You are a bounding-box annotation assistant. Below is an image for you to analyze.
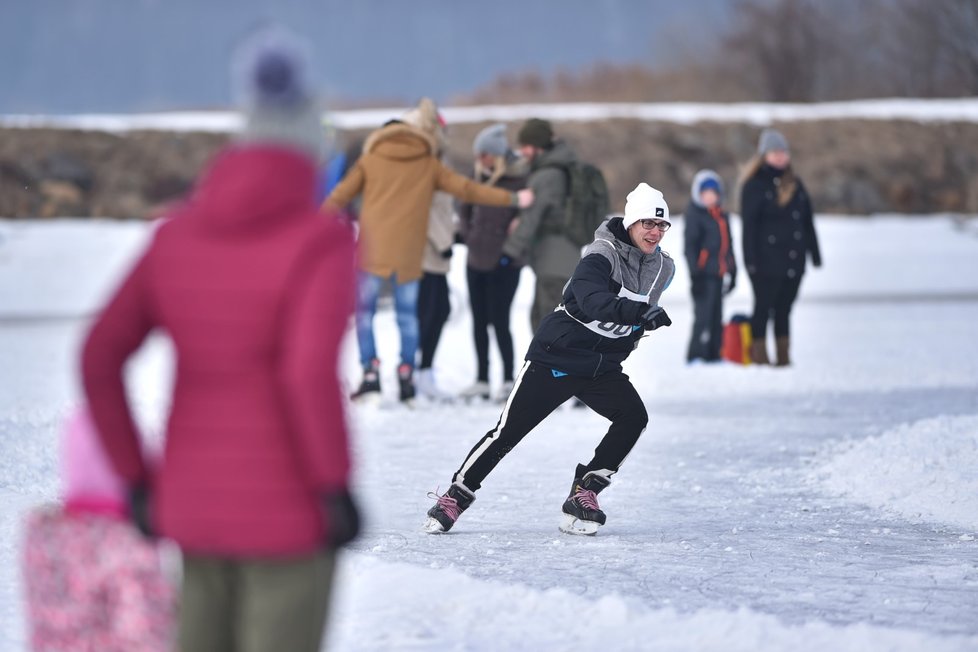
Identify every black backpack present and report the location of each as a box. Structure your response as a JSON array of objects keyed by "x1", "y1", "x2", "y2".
[{"x1": 547, "y1": 161, "x2": 611, "y2": 247}]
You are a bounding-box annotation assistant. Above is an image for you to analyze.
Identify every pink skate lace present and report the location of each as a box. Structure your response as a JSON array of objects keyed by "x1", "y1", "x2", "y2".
[
  {"x1": 428, "y1": 490, "x2": 462, "y2": 522},
  {"x1": 573, "y1": 487, "x2": 600, "y2": 511}
]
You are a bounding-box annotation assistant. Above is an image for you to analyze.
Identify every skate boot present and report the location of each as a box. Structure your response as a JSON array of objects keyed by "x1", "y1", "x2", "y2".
[
  {"x1": 458, "y1": 380, "x2": 491, "y2": 402},
  {"x1": 416, "y1": 368, "x2": 452, "y2": 402},
  {"x1": 559, "y1": 471, "x2": 611, "y2": 536},
  {"x1": 424, "y1": 483, "x2": 475, "y2": 533},
  {"x1": 398, "y1": 363, "x2": 416, "y2": 405},
  {"x1": 351, "y1": 359, "x2": 381, "y2": 405}
]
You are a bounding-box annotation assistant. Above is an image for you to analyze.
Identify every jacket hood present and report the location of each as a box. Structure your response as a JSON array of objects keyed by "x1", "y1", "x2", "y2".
[
  {"x1": 532, "y1": 139, "x2": 576, "y2": 170},
  {"x1": 590, "y1": 216, "x2": 669, "y2": 296},
  {"x1": 362, "y1": 122, "x2": 437, "y2": 161},
  {"x1": 183, "y1": 145, "x2": 317, "y2": 233},
  {"x1": 689, "y1": 169, "x2": 723, "y2": 207}
]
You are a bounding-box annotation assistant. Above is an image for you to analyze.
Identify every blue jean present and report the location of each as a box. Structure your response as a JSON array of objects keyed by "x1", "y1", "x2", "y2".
[{"x1": 356, "y1": 272, "x2": 420, "y2": 368}]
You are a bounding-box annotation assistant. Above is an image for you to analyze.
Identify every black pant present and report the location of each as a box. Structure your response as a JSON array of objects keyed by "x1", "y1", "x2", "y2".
[
  {"x1": 467, "y1": 265, "x2": 522, "y2": 381},
  {"x1": 749, "y1": 273, "x2": 803, "y2": 339},
  {"x1": 418, "y1": 272, "x2": 451, "y2": 369},
  {"x1": 687, "y1": 275, "x2": 724, "y2": 361},
  {"x1": 452, "y1": 361, "x2": 648, "y2": 492}
]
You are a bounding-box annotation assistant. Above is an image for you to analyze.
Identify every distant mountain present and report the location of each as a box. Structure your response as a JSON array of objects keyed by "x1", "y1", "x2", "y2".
[{"x1": 0, "y1": 0, "x2": 731, "y2": 113}]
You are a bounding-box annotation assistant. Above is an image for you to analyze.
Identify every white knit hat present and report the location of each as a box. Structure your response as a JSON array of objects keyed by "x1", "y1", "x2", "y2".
[
  {"x1": 622, "y1": 183, "x2": 670, "y2": 229},
  {"x1": 233, "y1": 26, "x2": 326, "y2": 162}
]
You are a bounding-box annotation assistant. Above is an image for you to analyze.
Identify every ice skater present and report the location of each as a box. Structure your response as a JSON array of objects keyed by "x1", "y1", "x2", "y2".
[{"x1": 425, "y1": 182, "x2": 675, "y2": 535}]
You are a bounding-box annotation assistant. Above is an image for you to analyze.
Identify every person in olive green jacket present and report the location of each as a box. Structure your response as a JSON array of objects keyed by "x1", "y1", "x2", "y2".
[
  {"x1": 501, "y1": 118, "x2": 582, "y2": 334},
  {"x1": 323, "y1": 98, "x2": 533, "y2": 404}
]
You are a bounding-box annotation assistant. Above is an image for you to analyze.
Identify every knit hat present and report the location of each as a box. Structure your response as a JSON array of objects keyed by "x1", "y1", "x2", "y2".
[
  {"x1": 757, "y1": 128, "x2": 790, "y2": 155},
  {"x1": 517, "y1": 118, "x2": 554, "y2": 149},
  {"x1": 623, "y1": 182, "x2": 670, "y2": 229},
  {"x1": 690, "y1": 169, "x2": 724, "y2": 205},
  {"x1": 473, "y1": 123, "x2": 509, "y2": 157},
  {"x1": 61, "y1": 405, "x2": 127, "y2": 508},
  {"x1": 233, "y1": 26, "x2": 326, "y2": 161},
  {"x1": 402, "y1": 97, "x2": 447, "y2": 151}
]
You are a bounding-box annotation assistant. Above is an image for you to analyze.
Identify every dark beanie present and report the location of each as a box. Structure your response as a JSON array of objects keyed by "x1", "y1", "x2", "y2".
[{"x1": 517, "y1": 118, "x2": 554, "y2": 149}]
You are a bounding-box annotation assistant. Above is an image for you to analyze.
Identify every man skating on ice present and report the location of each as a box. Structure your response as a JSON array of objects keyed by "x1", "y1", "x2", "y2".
[{"x1": 425, "y1": 182, "x2": 675, "y2": 535}]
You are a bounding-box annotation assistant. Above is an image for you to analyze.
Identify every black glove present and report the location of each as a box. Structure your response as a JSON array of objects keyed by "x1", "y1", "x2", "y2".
[
  {"x1": 128, "y1": 483, "x2": 155, "y2": 539},
  {"x1": 723, "y1": 273, "x2": 736, "y2": 296},
  {"x1": 640, "y1": 305, "x2": 672, "y2": 331},
  {"x1": 322, "y1": 490, "x2": 361, "y2": 548},
  {"x1": 440, "y1": 247, "x2": 453, "y2": 259}
]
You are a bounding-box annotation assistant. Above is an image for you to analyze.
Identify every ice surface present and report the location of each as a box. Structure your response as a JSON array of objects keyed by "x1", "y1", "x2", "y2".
[{"x1": 2, "y1": 215, "x2": 977, "y2": 651}]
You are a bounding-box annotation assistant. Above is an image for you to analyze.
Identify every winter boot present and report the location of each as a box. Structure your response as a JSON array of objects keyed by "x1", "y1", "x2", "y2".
[
  {"x1": 775, "y1": 336, "x2": 791, "y2": 367},
  {"x1": 458, "y1": 380, "x2": 491, "y2": 402},
  {"x1": 749, "y1": 339, "x2": 770, "y2": 365},
  {"x1": 424, "y1": 483, "x2": 475, "y2": 533},
  {"x1": 560, "y1": 471, "x2": 611, "y2": 535},
  {"x1": 397, "y1": 363, "x2": 416, "y2": 404},
  {"x1": 351, "y1": 358, "x2": 381, "y2": 403}
]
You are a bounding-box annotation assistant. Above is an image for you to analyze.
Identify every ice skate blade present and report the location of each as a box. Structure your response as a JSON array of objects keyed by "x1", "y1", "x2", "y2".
[
  {"x1": 423, "y1": 517, "x2": 448, "y2": 534},
  {"x1": 559, "y1": 513, "x2": 599, "y2": 536}
]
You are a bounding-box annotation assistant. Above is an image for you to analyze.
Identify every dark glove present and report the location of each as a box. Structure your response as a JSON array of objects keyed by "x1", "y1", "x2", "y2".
[
  {"x1": 640, "y1": 305, "x2": 672, "y2": 331},
  {"x1": 499, "y1": 255, "x2": 511, "y2": 267},
  {"x1": 440, "y1": 247, "x2": 453, "y2": 259},
  {"x1": 322, "y1": 490, "x2": 361, "y2": 548},
  {"x1": 723, "y1": 273, "x2": 736, "y2": 296},
  {"x1": 128, "y1": 483, "x2": 155, "y2": 539}
]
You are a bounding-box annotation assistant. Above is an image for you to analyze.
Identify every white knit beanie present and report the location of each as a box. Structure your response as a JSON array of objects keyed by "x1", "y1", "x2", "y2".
[
  {"x1": 622, "y1": 183, "x2": 670, "y2": 229},
  {"x1": 233, "y1": 26, "x2": 326, "y2": 162}
]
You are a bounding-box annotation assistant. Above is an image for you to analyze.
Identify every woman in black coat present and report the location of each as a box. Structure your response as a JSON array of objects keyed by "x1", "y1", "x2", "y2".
[{"x1": 739, "y1": 128, "x2": 822, "y2": 366}]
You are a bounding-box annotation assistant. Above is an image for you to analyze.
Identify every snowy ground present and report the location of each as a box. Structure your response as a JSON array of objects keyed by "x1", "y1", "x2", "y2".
[{"x1": 2, "y1": 215, "x2": 978, "y2": 651}]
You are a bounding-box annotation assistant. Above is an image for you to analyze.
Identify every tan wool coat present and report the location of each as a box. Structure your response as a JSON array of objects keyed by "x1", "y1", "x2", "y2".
[{"x1": 324, "y1": 122, "x2": 514, "y2": 282}]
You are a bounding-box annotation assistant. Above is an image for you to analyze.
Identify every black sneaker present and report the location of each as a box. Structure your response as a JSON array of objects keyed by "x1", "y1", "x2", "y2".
[
  {"x1": 424, "y1": 484, "x2": 476, "y2": 533},
  {"x1": 397, "y1": 363, "x2": 416, "y2": 403},
  {"x1": 560, "y1": 472, "x2": 610, "y2": 535},
  {"x1": 351, "y1": 359, "x2": 381, "y2": 402}
]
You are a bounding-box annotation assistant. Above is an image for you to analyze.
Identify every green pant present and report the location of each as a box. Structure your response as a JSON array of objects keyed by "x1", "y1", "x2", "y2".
[
  {"x1": 531, "y1": 274, "x2": 570, "y2": 335},
  {"x1": 179, "y1": 550, "x2": 336, "y2": 652}
]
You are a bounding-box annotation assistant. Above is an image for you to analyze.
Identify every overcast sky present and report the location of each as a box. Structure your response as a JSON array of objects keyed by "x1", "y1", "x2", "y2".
[{"x1": 0, "y1": 0, "x2": 731, "y2": 113}]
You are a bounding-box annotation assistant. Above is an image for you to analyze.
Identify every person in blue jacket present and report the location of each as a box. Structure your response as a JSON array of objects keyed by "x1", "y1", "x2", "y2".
[{"x1": 425, "y1": 182, "x2": 675, "y2": 536}]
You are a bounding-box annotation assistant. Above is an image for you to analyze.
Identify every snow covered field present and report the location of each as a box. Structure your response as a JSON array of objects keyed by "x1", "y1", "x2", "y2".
[{"x1": 2, "y1": 214, "x2": 978, "y2": 651}]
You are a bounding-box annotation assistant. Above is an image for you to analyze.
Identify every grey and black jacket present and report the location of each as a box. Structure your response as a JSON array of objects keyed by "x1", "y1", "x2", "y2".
[{"x1": 526, "y1": 217, "x2": 675, "y2": 378}]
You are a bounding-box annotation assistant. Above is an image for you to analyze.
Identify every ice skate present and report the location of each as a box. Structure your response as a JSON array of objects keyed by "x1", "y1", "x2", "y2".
[
  {"x1": 559, "y1": 471, "x2": 610, "y2": 536},
  {"x1": 398, "y1": 363, "x2": 416, "y2": 407},
  {"x1": 496, "y1": 379, "x2": 515, "y2": 403},
  {"x1": 351, "y1": 359, "x2": 381, "y2": 405},
  {"x1": 457, "y1": 380, "x2": 491, "y2": 402},
  {"x1": 423, "y1": 483, "x2": 475, "y2": 533},
  {"x1": 416, "y1": 368, "x2": 452, "y2": 403}
]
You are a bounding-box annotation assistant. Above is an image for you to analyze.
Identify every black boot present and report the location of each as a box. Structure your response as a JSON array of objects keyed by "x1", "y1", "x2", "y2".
[
  {"x1": 560, "y1": 471, "x2": 611, "y2": 535},
  {"x1": 397, "y1": 363, "x2": 416, "y2": 403},
  {"x1": 775, "y1": 336, "x2": 791, "y2": 367},
  {"x1": 424, "y1": 483, "x2": 475, "y2": 533},
  {"x1": 351, "y1": 358, "x2": 381, "y2": 402}
]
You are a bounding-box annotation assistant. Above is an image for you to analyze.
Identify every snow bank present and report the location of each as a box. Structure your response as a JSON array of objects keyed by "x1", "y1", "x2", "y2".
[
  {"x1": 2, "y1": 98, "x2": 978, "y2": 133},
  {"x1": 817, "y1": 415, "x2": 978, "y2": 532}
]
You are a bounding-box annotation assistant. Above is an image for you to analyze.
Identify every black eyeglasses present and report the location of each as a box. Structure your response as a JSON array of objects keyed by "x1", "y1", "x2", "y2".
[{"x1": 638, "y1": 219, "x2": 671, "y2": 232}]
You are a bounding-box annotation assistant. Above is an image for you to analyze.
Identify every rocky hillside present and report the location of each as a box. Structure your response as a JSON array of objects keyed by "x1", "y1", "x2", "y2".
[{"x1": 2, "y1": 119, "x2": 977, "y2": 219}]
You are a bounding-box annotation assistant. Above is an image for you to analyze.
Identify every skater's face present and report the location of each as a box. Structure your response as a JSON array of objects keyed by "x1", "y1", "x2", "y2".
[
  {"x1": 628, "y1": 219, "x2": 669, "y2": 254},
  {"x1": 699, "y1": 188, "x2": 720, "y2": 208},
  {"x1": 764, "y1": 148, "x2": 791, "y2": 170}
]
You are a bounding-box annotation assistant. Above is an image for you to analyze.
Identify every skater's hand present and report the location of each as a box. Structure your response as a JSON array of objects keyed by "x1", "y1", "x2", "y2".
[
  {"x1": 440, "y1": 247, "x2": 453, "y2": 259},
  {"x1": 322, "y1": 490, "x2": 361, "y2": 548},
  {"x1": 723, "y1": 273, "x2": 736, "y2": 296},
  {"x1": 128, "y1": 483, "x2": 155, "y2": 539},
  {"x1": 516, "y1": 188, "x2": 534, "y2": 209},
  {"x1": 641, "y1": 305, "x2": 672, "y2": 331}
]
